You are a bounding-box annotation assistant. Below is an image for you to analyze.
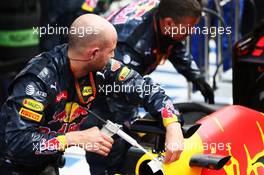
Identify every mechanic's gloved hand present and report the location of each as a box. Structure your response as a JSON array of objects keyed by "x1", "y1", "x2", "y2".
[{"x1": 193, "y1": 78, "x2": 215, "y2": 104}]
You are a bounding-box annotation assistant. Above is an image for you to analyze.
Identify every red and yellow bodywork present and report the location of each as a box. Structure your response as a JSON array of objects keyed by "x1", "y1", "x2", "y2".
[{"x1": 135, "y1": 105, "x2": 264, "y2": 175}]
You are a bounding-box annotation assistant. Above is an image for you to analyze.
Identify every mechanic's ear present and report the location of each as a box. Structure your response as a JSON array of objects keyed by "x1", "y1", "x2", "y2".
[{"x1": 89, "y1": 47, "x2": 99, "y2": 61}]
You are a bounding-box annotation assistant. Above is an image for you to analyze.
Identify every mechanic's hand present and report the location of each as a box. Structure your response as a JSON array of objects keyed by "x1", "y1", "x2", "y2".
[
  {"x1": 193, "y1": 78, "x2": 215, "y2": 104},
  {"x1": 164, "y1": 122, "x2": 184, "y2": 164},
  {"x1": 66, "y1": 126, "x2": 114, "y2": 156}
]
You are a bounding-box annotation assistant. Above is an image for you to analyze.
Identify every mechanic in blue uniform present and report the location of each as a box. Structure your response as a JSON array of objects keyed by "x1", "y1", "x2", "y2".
[
  {"x1": 0, "y1": 14, "x2": 184, "y2": 175},
  {"x1": 84, "y1": 0, "x2": 213, "y2": 174},
  {"x1": 108, "y1": 0, "x2": 214, "y2": 103}
]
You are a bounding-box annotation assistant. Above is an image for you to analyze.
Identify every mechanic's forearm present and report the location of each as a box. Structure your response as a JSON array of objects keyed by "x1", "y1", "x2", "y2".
[
  {"x1": 66, "y1": 127, "x2": 114, "y2": 156},
  {"x1": 65, "y1": 131, "x2": 83, "y2": 147},
  {"x1": 174, "y1": 61, "x2": 202, "y2": 82},
  {"x1": 169, "y1": 54, "x2": 202, "y2": 82},
  {"x1": 136, "y1": 77, "x2": 183, "y2": 127},
  {"x1": 102, "y1": 59, "x2": 182, "y2": 127},
  {"x1": 130, "y1": 77, "x2": 182, "y2": 127},
  {"x1": 164, "y1": 122, "x2": 184, "y2": 164},
  {"x1": 166, "y1": 122, "x2": 181, "y2": 130}
]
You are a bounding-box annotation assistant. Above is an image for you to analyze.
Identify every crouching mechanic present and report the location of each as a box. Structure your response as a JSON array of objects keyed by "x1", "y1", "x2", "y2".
[
  {"x1": 0, "y1": 14, "x2": 184, "y2": 175},
  {"x1": 84, "y1": 0, "x2": 212, "y2": 173}
]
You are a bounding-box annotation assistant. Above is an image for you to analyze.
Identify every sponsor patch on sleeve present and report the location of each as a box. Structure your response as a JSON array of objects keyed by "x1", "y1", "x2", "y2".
[
  {"x1": 111, "y1": 59, "x2": 121, "y2": 72},
  {"x1": 23, "y1": 99, "x2": 44, "y2": 112},
  {"x1": 118, "y1": 67, "x2": 131, "y2": 81},
  {"x1": 161, "y1": 107, "x2": 179, "y2": 127},
  {"x1": 19, "y1": 107, "x2": 43, "y2": 122}
]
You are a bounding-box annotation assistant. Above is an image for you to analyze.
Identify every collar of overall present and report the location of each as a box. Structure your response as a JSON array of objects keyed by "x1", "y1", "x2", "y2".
[
  {"x1": 75, "y1": 72, "x2": 96, "y2": 105},
  {"x1": 69, "y1": 58, "x2": 97, "y2": 105}
]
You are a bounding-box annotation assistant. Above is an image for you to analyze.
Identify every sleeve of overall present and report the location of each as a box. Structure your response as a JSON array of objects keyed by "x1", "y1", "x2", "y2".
[
  {"x1": 168, "y1": 41, "x2": 203, "y2": 82},
  {"x1": 101, "y1": 58, "x2": 183, "y2": 127},
  {"x1": 168, "y1": 42, "x2": 215, "y2": 103},
  {"x1": 4, "y1": 75, "x2": 67, "y2": 162}
]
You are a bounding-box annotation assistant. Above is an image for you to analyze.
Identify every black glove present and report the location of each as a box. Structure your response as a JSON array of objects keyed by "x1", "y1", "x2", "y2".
[{"x1": 193, "y1": 79, "x2": 215, "y2": 104}]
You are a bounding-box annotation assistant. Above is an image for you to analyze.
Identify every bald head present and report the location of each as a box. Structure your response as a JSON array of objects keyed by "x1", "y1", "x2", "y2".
[
  {"x1": 68, "y1": 14, "x2": 117, "y2": 77},
  {"x1": 68, "y1": 14, "x2": 117, "y2": 52}
]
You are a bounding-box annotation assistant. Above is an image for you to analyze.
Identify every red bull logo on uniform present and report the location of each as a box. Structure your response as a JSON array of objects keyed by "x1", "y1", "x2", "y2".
[
  {"x1": 49, "y1": 102, "x2": 88, "y2": 133},
  {"x1": 50, "y1": 102, "x2": 88, "y2": 124}
]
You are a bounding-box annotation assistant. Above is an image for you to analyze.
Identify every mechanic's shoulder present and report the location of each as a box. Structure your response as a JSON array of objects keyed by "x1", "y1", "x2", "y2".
[
  {"x1": 107, "y1": 58, "x2": 125, "y2": 69},
  {"x1": 104, "y1": 58, "x2": 139, "y2": 80},
  {"x1": 111, "y1": 1, "x2": 157, "y2": 43},
  {"x1": 14, "y1": 45, "x2": 66, "y2": 85},
  {"x1": 15, "y1": 57, "x2": 52, "y2": 82}
]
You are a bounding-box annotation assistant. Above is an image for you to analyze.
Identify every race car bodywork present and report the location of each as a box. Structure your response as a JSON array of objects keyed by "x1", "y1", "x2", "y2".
[{"x1": 133, "y1": 105, "x2": 264, "y2": 175}]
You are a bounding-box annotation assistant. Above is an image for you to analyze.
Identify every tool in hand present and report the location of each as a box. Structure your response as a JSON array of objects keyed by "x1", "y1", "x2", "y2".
[{"x1": 87, "y1": 109, "x2": 164, "y2": 173}]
